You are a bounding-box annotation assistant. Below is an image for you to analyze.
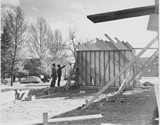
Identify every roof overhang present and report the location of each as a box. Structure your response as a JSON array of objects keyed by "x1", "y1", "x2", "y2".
[{"x1": 87, "y1": 5, "x2": 156, "y2": 23}]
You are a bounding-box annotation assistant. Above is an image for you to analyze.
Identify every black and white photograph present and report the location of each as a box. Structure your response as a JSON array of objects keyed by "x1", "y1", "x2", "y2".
[{"x1": 1, "y1": 0, "x2": 159, "y2": 125}]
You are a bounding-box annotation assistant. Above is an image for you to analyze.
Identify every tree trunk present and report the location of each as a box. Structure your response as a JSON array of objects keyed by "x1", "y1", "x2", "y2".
[
  {"x1": 10, "y1": 57, "x2": 15, "y2": 86},
  {"x1": 10, "y1": 66, "x2": 14, "y2": 86}
]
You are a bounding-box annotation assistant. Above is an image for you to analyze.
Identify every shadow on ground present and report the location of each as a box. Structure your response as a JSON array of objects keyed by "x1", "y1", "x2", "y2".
[{"x1": 34, "y1": 87, "x2": 158, "y2": 125}]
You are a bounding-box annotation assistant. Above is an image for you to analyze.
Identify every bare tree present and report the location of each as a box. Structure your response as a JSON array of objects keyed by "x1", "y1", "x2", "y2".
[
  {"x1": 68, "y1": 26, "x2": 77, "y2": 58},
  {"x1": 28, "y1": 18, "x2": 67, "y2": 75},
  {"x1": 28, "y1": 17, "x2": 52, "y2": 59},
  {"x1": 49, "y1": 29, "x2": 67, "y2": 60},
  {"x1": 28, "y1": 17, "x2": 54, "y2": 74},
  {"x1": 2, "y1": 6, "x2": 27, "y2": 86}
]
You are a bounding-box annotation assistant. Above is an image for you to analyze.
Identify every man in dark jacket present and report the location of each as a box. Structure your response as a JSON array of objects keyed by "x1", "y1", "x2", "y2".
[
  {"x1": 50, "y1": 63, "x2": 57, "y2": 88},
  {"x1": 57, "y1": 64, "x2": 66, "y2": 86}
]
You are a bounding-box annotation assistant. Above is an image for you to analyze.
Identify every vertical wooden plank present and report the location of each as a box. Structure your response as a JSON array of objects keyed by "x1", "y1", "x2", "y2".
[
  {"x1": 90, "y1": 51, "x2": 92, "y2": 85},
  {"x1": 104, "y1": 51, "x2": 109, "y2": 86},
  {"x1": 94, "y1": 52, "x2": 96, "y2": 85},
  {"x1": 81, "y1": 51, "x2": 92, "y2": 86},
  {"x1": 92, "y1": 51, "x2": 95, "y2": 86},
  {"x1": 104, "y1": 51, "x2": 106, "y2": 85},
  {"x1": 123, "y1": 51, "x2": 126, "y2": 83},
  {"x1": 43, "y1": 113, "x2": 48, "y2": 125},
  {"x1": 96, "y1": 52, "x2": 99, "y2": 86},
  {"x1": 86, "y1": 52, "x2": 91, "y2": 85},
  {"x1": 85, "y1": 51, "x2": 88, "y2": 85},
  {"x1": 114, "y1": 51, "x2": 121, "y2": 87},
  {"x1": 101, "y1": 51, "x2": 105, "y2": 88},
  {"x1": 118, "y1": 51, "x2": 121, "y2": 87},
  {"x1": 110, "y1": 51, "x2": 114, "y2": 87},
  {"x1": 79, "y1": 51, "x2": 82, "y2": 86},
  {"x1": 82, "y1": 52, "x2": 85, "y2": 85},
  {"x1": 99, "y1": 52, "x2": 101, "y2": 86},
  {"x1": 81, "y1": 51, "x2": 84, "y2": 86},
  {"x1": 114, "y1": 51, "x2": 120, "y2": 87},
  {"x1": 108, "y1": 52, "x2": 111, "y2": 82},
  {"x1": 122, "y1": 50, "x2": 126, "y2": 84},
  {"x1": 81, "y1": 51, "x2": 83, "y2": 85},
  {"x1": 113, "y1": 51, "x2": 115, "y2": 86},
  {"x1": 119, "y1": 51, "x2": 124, "y2": 86},
  {"x1": 125, "y1": 50, "x2": 134, "y2": 87},
  {"x1": 99, "y1": 51, "x2": 105, "y2": 89},
  {"x1": 84, "y1": 52, "x2": 87, "y2": 86},
  {"x1": 90, "y1": 51, "x2": 93, "y2": 85},
  {"x1": 77, "y1": 51, "x2": 79, "y2": 85}
]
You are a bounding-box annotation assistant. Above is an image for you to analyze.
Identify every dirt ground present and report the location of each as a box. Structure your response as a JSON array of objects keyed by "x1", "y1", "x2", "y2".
[
  {"x1": 51, "y1": 87, "x2": 158, "y2": 125},
  {"x1": 1, "y1": 79, "x2": 159, "y2": 125}
]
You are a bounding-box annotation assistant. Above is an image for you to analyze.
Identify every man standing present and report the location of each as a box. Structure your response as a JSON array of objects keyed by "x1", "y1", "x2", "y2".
[
  {"x1": 57, "y1": 64, "x2": 66, "y2": 86},
  {"x1": 50, "y1": 63, "x2": 57, "y2": 88}
]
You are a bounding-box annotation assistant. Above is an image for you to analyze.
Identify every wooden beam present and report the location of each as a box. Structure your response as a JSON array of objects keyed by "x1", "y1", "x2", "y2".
[
  {"x1": 82, "y1": 36, "x2": 158, "y2": 110},
  {"x1": 16, "y1": 114, "x2": 103, "y2": 124},
  {"x1": 48, "y1": 114, "x2": 103, "y2": 123},
  {"x1": 85, "y1": 43, "x2": 100, "y2": 50},
  {"x1": 155, "y1": 0, "x2": 159, "y2": 14},
  {"x1": 43, "y1": 113, "x2": 48, "y2": 125},
  {"x1": 133, "y1": 47, "x2": 158, "y2": 49},
  {"x1": 117, "y1": 68, "x2": 132, "y2": 92},
  {"x1": 115, "y1": 37, "x2": 128, "y2": 50},
  {"x1": 87, "y1": 5, "x2": 156, "y2": 23},
  {"x1": 154, "y1": 83, "x2": 160, "y2": 118},
  {"x1": 99, "y1": 40, "x2": 111, "y2": 50},
  {"x1": 76, "y1": 44, "x2": 90, "y2": 50},
  {"x1": 36, "y1": 93, "x2": 60, "y2": 99},
  {"x1": 96, "y1": 39, "x2": 111, "y2": 50},
  {"x1": 105, "y1": 34, "x2": 123, "y2": 50},
  {"x1": 63, "y1": 59, "x2": 78, "y2": 91}
]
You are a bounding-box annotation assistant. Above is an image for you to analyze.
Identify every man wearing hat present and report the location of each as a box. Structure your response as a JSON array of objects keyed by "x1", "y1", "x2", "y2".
[
  {"x1": 50, "y1": 63, "x2": 57, "y2": 88},
  {"x1": 57, "y1": 64, "x2": 66, "y2": 86}
]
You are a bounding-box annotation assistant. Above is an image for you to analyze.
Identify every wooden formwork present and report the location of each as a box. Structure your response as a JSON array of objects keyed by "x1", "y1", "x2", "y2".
[{"x1": 76, "y1": 34, "x2": 136, "y2": 90}]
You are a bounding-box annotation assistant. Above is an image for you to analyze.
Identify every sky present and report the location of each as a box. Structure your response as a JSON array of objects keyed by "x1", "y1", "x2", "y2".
[{"x1": 1, "y1": 0, "x2": 158, "y2": 55}]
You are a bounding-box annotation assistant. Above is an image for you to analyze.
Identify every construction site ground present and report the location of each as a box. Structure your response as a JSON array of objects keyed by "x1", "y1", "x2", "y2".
[{"x1": 1, "y1": 78, "x2": 159, "y2": 125}]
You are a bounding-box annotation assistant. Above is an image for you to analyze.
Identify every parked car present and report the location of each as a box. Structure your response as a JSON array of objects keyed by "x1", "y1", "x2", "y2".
[
  {"x1": 40, "y1": 75, "x2": 51, "y2": 83},
  {"x1": 20, "y1": 76, "x2": 41, "y2": 84},
  {"x1": 1, "y1": 79, "x2": 8, "y2": 85}
]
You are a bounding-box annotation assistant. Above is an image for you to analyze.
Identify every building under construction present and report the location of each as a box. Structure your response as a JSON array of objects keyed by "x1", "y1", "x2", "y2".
[{"x1": 76, "y1": 34, "x2": 136, "y2": 90}]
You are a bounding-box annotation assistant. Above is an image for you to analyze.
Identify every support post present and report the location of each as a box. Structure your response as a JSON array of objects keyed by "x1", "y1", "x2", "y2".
[
  {"x1": 99, "y1": 55, "x2": 110, "y2": 89},
  {"x1": 63, "y1": 59, "x2": 78, "y2": 91},
  {"x1": 156, "y1": 0, "x2": 160, "y2": 120},
  {"x1": 43, "y1": 113, "x2": 48, "y2": 125}
]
